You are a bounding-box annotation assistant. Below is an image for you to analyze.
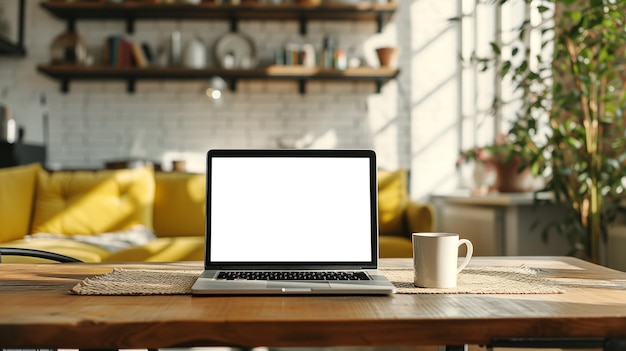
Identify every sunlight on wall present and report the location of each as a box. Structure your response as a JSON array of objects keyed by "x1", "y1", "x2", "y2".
[
  {"x1": 276, "y1": 129, "x2": 339, "y2": 150},
  {"x1": 403, "y1": 0, "x2": 536, "y2": 198},
  {"x1": 362, "y1": 10, "x2": 402, "y2": 171},
  {"x1": 162, "y1": 129, "x2": 340, "y2": 173},
  {"x1": 466, "y1": 1, "x2": 497, "y2": 146},
  {"x1": 408, "y1": 0, "x2": 460, "y2": 199},
  {"x1": 367, "y1": 82, "x2": 399, "y2": 170}
]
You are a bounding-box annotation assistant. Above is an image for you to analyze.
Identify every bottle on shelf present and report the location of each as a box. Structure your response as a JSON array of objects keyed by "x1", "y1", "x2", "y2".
[
  {"x1": 334, "y1": 48, "x2": 347, "y2": 70},
  {"x1": 301, "y1": 44, "x2": 316, "y2": 68},
  {"x1": 169, "y1": 31, "x2": 182, "y2": 67},
  {"x1": 320, "y1": 35, "x2": 336, "y2": 69}
]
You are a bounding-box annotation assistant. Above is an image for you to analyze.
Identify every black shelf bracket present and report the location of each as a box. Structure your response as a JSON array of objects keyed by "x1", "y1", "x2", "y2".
[
  {"x1": 228, "y1": 79, "x2": 237, "y2": 92},
  {"x1": 126, "y1": 18, "x2": 135, "y2": 34},
  {"x1": 376, "y1": 79, "x2": 383, "y2": 93},
  {"x1": 230, "y1": 16, "x2": 238, "y2": 33},
  {"x1": 127, "y1": 79, "x2": 136, "y2": 93},
  {"x1": 376, "y1": 13, "x2": 384, "y2": 33},
  {"x1": 61, "y1": 79, "x2": 70, "y2": 94},
  {"x1": 298, "y1": 79, "x2": 306, "y2": 94},
  {"x1": 17, "y1": 0, "x2": 25, "y2": 52},
  {"x1": 299, "y1": 16, "x2": 307, "y2": 35},
  {"x1": 66, "y1": 18, "x2": 76, "y2": 32}
]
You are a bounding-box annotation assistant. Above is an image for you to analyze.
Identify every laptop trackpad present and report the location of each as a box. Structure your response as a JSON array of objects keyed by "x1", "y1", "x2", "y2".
[{"x1": 267, "y1": 281, "x2": 331, "y2": 290}]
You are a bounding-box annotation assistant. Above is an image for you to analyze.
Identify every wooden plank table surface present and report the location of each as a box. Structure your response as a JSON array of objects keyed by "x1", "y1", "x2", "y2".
[{"x1": 1, "y1": 256, "x2": 626, "y2": 349}]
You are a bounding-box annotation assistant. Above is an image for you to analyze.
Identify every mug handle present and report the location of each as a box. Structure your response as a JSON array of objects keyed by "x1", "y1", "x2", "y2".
[{"x1": 457, "y1": 239, "x2": 473, "y2": 273}]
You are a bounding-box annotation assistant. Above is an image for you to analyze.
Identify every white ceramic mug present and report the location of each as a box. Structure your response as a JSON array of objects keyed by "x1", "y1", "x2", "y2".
[{"x1": 412, "y1": 232, "x2": 473, "y2": 288}]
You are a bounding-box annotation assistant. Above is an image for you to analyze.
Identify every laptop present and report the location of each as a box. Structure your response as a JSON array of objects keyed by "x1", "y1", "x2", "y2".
[{"x1": 191, "y1": 149, "x2": 396, "y2": 295}]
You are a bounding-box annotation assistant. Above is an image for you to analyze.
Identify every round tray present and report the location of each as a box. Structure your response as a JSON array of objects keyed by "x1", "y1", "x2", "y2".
[{"x1": 214, "y1": 32, "x2": 257, "y2": 69}]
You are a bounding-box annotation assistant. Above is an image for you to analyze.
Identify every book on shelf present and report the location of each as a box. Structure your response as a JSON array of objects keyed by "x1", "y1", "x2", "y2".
[
  {"x1": 130, "y1": 42, "x2": 149, "y2": 68},
  {"x1": 102, "y1": 36, "x2": 150, "y2": 68}
]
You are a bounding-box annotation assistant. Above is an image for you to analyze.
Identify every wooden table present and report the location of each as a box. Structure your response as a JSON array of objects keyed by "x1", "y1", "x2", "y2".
[{"x1": 2, "y1": 257, "x2": 626, "y2": 350}]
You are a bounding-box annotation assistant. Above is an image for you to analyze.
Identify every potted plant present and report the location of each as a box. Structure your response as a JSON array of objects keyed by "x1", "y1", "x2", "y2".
[
  {"x1": 457, "y1": 133, "x2": 539, "y2": 193},
  {"x1": 485, "y1": 0, "x2": 626, "y2": 264}
]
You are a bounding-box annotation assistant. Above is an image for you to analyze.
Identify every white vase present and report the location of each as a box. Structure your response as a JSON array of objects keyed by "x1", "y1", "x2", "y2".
[
  {"x1": 472, "y1": 161, "x2": 495, "y2": 194},
  {"x1": 183, "y1": 37, "x2": 207, "y2": 69}
]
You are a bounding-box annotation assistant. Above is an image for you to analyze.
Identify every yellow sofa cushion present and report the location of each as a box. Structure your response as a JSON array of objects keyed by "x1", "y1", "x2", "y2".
[
  {"x1": 406, "y1": 201, "x2": 434, "y2": 234},
  {"x1": 379, "y1": 236, "x2": 413, "y2": 258},
  {"x1": 31, "y1": 167, "x2": 155, "y2": 235},
  {"x1": 153, "y1": 172, "x2": 206, "y2": 237},
  {"x1": 377, "y1": 168, "x2": 409, "y2": 236},
  {"x1": 0, "y1": 163, "x2": 40, "y2": 243}
]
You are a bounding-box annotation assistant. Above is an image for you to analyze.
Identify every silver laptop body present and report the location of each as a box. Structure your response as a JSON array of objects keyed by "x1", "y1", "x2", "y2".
[{"x1": 191, "y1": 149, "x2": 396, "y2": 295}]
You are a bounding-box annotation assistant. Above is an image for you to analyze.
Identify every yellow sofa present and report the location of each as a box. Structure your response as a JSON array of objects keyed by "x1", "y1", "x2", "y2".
[{"x1": 0, "y1": 163, "x2": 433, "y2": 263}]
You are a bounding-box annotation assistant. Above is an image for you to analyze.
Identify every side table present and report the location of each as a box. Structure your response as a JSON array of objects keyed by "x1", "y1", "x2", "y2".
[{"x1": 430, "y1": 190, "x2": 569, "y2": 256}]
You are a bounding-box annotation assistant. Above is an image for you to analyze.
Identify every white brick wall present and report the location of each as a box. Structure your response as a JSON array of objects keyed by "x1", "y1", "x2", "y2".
[{"x1": 0, "y1": 0, "x2": 464, "y2": 201}]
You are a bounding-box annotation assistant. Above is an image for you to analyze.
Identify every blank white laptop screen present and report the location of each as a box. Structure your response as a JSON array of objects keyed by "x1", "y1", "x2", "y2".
[{"x1": 210, "y1": 156, "x2": 372, "y2": 262}]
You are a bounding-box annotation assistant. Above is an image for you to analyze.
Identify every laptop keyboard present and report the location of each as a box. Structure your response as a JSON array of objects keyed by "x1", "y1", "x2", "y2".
[{"x1": 216, "y1": 271, "x2": 371, "y2": 281}]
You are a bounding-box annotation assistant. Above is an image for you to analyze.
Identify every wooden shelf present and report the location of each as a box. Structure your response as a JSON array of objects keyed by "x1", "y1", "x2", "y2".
[
  {"x1": 39, "y1": 1, "x2": 397, "y2": 34},
  {"x1": 37, "y1": 64, "x2": 399, "y2": 94},
  {"x1": 37, "y1": 1, "x2": 399, "y2": 93}
]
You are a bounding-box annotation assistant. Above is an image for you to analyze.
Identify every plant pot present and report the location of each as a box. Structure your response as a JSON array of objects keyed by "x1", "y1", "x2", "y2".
[
  {"x1": 375, "y1": 47, "x2": 399, "y2": 69},
  {"x1": 493, "y1": 157, "x2": 534, "y2": 193}
]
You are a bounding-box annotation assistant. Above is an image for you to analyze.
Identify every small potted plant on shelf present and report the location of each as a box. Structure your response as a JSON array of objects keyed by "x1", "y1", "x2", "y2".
[{"x1": 457, "y1": 133, "x2": 541, "y2": 194}]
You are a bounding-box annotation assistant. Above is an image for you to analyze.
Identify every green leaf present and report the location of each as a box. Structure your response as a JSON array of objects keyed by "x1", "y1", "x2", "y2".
[
  {"x1": 490, "y1": 42, "x2": 501, "y2": 55},
  {"x1": 537, "y1": 5, "x2": 550, "y2": 14},
  {"x1": 565, "y1": 137, "x2": 582, "y2": 149},
  {"x1": 599, "y1": 48, "x2": 609, "y2": 63},
  {"x1": 502, "y1": 61, "x2": 511, "y2": 76},
  {"x1": 517, "y1": 61, "x2": 528, "y2": 74},
  {"x1": 569, "y1": 10, "x2": 582, "y2": 23}
]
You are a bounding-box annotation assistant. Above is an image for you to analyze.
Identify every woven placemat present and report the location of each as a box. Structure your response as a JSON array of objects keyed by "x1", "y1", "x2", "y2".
[
  {"x1": 72, "y1": 268, "x2": 201, "y2": 295},
  {"x1": 381, "y1": 266, "x2": 563, "y2": 294},
  {"x1": 71, "y1": 266, "x2": 563, "y2": 295}
]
